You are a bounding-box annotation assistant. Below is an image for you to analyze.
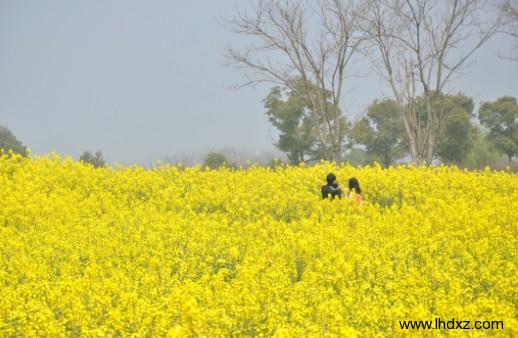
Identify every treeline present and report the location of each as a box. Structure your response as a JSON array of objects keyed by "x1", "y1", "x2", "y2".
[
  {"x1": 265, "y1": 86, "x2": 517, "y2": 169},
  {"x1": 3, "y1": 0, "x2": 517, "y2": 170},
  {"x1": 0, "y1": 128, "x2": 108, "y2": 168},
  {"x1": 0, "y1": 128, "x2": 283, "y2": 169},
  {"x1": 226, "y1": 0, "x2": 518, "y2": 169}
]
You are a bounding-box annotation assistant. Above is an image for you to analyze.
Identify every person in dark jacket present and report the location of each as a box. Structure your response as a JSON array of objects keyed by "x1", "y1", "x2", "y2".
[{"x1": 321, "y1": 173, "x2": 343, "y2": 199}]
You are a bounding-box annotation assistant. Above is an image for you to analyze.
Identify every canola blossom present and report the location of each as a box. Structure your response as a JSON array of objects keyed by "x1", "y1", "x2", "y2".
[{"x1": 0, "y1": 153, "x2": 517, "y2": 337}]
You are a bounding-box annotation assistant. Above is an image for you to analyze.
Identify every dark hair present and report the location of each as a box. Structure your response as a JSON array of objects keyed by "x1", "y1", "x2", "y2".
[
  {"x1": 348, "y1": 177, "x2": 361, "y2": 194},
  {"x1": 326, "y1": 173, "x2": 336, "y2": 185}
]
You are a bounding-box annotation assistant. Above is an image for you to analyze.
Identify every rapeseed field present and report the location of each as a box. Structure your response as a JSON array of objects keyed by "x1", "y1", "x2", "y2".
[{"x1": 1, "y1": 153, "x2": 516, "y2": 337}]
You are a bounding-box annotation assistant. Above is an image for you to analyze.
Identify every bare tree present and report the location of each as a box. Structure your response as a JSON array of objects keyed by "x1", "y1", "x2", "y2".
[
  {"x1": 225, "y1": 0, "x2": 366, "y2": 162},
  {"x1": 499, "y1": 0, "x2": 518, "y2": 61},
  {"x1": 364, "y1": 0, "x2": 500, "y2": 164}
]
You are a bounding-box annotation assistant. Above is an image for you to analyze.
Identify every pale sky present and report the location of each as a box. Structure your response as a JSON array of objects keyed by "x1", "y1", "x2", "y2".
[{"x1": 1, "y1": 0, "x2": 517, "y2": 164}]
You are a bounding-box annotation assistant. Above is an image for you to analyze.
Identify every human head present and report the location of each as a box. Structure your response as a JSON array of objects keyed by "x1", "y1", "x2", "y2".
[
  {"x1": 348, "y1": 177, "x2": 361, "y2": 194},
  {"x1": 326, "y1": 173, "x2": 337, "y2": 185}
]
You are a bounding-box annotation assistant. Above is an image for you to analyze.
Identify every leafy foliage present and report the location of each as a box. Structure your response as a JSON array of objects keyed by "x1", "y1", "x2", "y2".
[
  {"x1": 435, "y1": 107, "x2": 477, "y2": 164},
  {"x1": 462, "y1": 129, "x2": 503, "y2": 169},
  {"x1": 264, "y1": 81, "x2": 349, "y2": 164},
  {"x1": 203, "y1": 152, "x2": 228, "y2": 169},
  {"x1": 79, "y1": 150, "x2": 106, "y2": 168},
  {"x1": 350, "y1": 100, "x2": 407, "y2": 166},
  {"x1": 412, "y1": 92, "x2": 477, "y2": 164},
  {"x1": 0, "y1": 125, "x2": 27, "y2": 156},
  {"x1": 479, "y1": 96, "x2": 518, "y2": 161}
]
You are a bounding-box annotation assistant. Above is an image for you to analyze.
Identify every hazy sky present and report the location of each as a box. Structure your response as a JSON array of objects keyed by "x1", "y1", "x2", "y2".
[{"x1": 1, "y1": 0, "x2": 517, "y2": 164}]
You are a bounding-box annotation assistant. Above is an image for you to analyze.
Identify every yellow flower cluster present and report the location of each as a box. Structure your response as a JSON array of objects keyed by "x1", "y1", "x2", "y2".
[{"x1": 1, "y1": 153, "x2": 516, "y2": 337}]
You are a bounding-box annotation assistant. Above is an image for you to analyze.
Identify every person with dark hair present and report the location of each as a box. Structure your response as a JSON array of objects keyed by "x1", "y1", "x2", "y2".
[
  {"x1": 348, "y1": 177, "x2": 363, "y2": 205},
  {"x1": 321, "y1": 173, "x2": 343, "y2": 200}
]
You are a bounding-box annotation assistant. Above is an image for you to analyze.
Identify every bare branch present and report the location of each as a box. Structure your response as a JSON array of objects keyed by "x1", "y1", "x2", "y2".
[
  {"x1": 497, "y1": 0, "x2": 518, "y2": 61},
  {"x1": 225, "y1": 0, "x2": 367, "y2": 161},
  {"x1": 364, "y1": 0, "x2": 500, "y2": 164}
]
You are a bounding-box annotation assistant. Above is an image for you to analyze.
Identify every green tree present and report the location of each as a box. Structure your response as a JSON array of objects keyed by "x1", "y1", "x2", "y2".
[
  {"x1": 203, "y1": 153, "x2": 228, "y2": 169},
  {"x1": 350, "y1": 99, "x2": 407, "y2": 167},
  {"x1": 80, "y1": 150, "x2": 106, "y2": 168},
  {"x1": 352, "y1": 93, "x2": 477, "y2": 165},
  {"x1": 435, "y1": 108, "x2": 477, "y2": 164},
  {"x1": 264, "y1": 81, "x2": 348, "y2": 164},
  {"x1": 414, "y1": 92, "x2": 477, "y2": 164},
  {"x1": 264, "y1": 84, "x2": 314, "y2": 164},
  {"x1": 462, "y1": 129, "x2": 502, "y2": 169},
  {"x1": 0, "y1": 125, "x2": 27, "y2": 156},
  {"x1": 433, "y1": 93, "x2": 477, "y2": 164},
  {"x1": 478, "y1": 96, "x2": 518, "y2": 161}
]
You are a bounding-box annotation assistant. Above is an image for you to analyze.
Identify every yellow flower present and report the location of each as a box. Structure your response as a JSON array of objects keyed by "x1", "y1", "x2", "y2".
[{"x1": 0, "y1": 154, "x2": 516, "y2": 336}]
